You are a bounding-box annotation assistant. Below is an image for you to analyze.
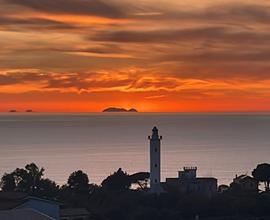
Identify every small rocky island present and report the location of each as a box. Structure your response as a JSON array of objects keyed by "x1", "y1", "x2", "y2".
[{"x1": 102, "y1": 107, "x2": 138, "y2": 112}]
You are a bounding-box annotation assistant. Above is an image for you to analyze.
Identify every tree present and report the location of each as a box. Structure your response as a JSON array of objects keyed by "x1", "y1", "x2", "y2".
[
  {"x1": 101, "y1": 168, "x2": 131, "y2": 191},
  {"x1": 252, "y1": 163, "x2": 270, "y2": 191},
  {"x1": 35, "y1": 178, "x2": 59, "y2": 198},
  {"x1": 0, "y1": 173, "x2": 16, "y2": 191},
  {"x1": 12, "y1": 168, "x2": 28, "y2": 191},
  {"x1": 130, "y1": 172, "x2": 150, "y2": 190},
  {"x1": 67, "y1": 170, "x2": 89, "y2": 192},
  {"x1": 0, "y1": 163, "x2": 45, "y2": 193}
]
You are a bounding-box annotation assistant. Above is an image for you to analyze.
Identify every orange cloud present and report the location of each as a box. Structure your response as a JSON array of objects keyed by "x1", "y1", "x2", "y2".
[{"x1": 1, "y1": 0, "x2": 270, "y2": 112}]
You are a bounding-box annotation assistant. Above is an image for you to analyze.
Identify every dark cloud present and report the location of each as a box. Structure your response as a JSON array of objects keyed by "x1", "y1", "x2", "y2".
[
  {"x1": 46, "y1": 77, "x2": 90, "y2": 90},
  {"x1": 52, "y1": 44, "x2": 126, "y2": 55},
  {"x1": 5, "y1": 0, "x2": 125, "y2": 18},
  {"x1": 0, "y1": 71, "x2": 135, "y2": 91},
  {"x1": 135, "y1": 3, "x2": 270, "y2": 24},
  {"x1": 128, "y1": 77, "x2": 180, "y2": 90},
  {"x1": 91, "y1": 26, "x2": 270, "y2": 44},
  {"x1": 5, "y1": 0, "x2": 270, "y2": 23},
  {"x1": 202, "y1": 4, "x2": 270, "y2": 23},
  {"x1": 0, "y1": 71, "x2": 47, "y2": 85},
  {"x1": 158, "y1": 62, "x2": 270, "y2": 81},
  {"x1": 80, "y1": 45, "x2": 124, "y2": 54},
  {"x1": 0, "y1": 17, "x2": 75, "y2": 30},
  {"x1": 0, "y1": 70, "x2": 180, "y2": 92},
  {"x1": 45, "y1": 72, "x2": 137, "y2": 90},
  {"x1": 160, "y1": 50, "x2": 270, "y2": 63},
  {"x1": 45, "y1": 77, "x2": 133, "y2": 90}
]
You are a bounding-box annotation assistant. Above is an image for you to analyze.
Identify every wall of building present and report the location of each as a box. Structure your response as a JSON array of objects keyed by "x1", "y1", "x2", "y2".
[{"x1": 165, "y1": 178, "x2": 217, "y2": 196}]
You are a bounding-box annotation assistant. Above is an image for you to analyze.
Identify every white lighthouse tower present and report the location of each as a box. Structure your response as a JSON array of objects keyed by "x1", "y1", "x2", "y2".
[{"x1": 148, "y1": 126, "x2": 163, "y2": 194}]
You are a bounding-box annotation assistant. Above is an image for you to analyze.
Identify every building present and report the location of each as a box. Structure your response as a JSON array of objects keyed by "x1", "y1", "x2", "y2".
[
  {"x1": 0, "y1": 192, "x2": 92, "y2": 220},
  {"x1": 230, "y1": 174, "x2": 258, "y2": 192},
  {"x1": 0, "y1": 208, "x2": 54, "y2": 220},
  {"x1": 0, "y1": 192, "x2": 60, "y2": 220},
  {"x1": 16, "y1": 196, "x2": 60, "y2": 220},
  {"x1": 164, "y1": 167, "x2": 217, "y2": 196},
  {"x1": 148, "y1": 126, "x2": 164, "y2": 194},
  {"x1": 147, "y1": 127, "x2": 217, "y2": 196}
]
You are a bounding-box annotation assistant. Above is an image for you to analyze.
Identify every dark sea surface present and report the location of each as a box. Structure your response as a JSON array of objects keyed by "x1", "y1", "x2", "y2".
[{"x1": 0, "y1": 113, "x2": 269, "y2": 186}]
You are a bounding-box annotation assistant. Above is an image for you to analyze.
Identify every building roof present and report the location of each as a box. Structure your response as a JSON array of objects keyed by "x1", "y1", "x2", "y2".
[
  {"x1": 0, "y1": 208, "x2": 54, "y2": 220},
  {"x1": 60, "y1": 208, "x2": 90, "y2": 217},
  {"x1": 0, "y1": 191, "x2": 61, "y2": 210},
  {"x1": 23, "y1": 196, "x2": 62, "y2": 205},
  {"x1": 234, "y1": 175, "x2": 257, "y2": 182}
]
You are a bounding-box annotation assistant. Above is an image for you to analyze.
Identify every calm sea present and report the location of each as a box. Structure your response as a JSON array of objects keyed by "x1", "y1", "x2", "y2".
[{"x1": 0, "y1": 113, "x2": 269, "y2": 186}]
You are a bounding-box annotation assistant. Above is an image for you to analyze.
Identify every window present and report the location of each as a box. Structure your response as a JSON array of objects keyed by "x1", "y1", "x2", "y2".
[
  {"x1": 155, "y1": 164, "x2": 158, "y2": 167},
  {"x1": 155, "y1": 148, "x2": 157, "y2": 152},
  {"x1": 155, "y1": 179, "x2": 157, "y2": 183}
]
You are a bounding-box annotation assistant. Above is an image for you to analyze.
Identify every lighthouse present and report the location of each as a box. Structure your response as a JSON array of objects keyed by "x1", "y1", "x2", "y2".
[{"x1": 148, "y1": 126, "x2": 163, "y2": 194}]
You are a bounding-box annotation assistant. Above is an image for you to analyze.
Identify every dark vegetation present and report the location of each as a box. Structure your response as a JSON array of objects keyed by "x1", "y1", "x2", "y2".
[
  {"x1": 252, "y1": 163, "x2": 270, "y2": 192},
  {"x1": 1, "y1": 163, "x2": 270, "y2": 220}
]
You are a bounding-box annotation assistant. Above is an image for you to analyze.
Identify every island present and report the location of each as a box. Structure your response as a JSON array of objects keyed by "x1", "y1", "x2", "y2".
[{"x1": 102, "y1": 107, "x2": 138, "y2": 112}]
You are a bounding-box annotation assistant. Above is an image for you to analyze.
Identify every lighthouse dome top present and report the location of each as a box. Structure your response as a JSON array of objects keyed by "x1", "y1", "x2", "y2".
[{"x1": 151, "y1": 126, "x2": 161, "y2": 140}]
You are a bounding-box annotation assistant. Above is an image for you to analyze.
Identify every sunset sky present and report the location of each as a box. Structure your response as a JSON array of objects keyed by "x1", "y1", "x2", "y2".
[{"x1": 0, "y1": 0, "x2": 270, "y2": 112}]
